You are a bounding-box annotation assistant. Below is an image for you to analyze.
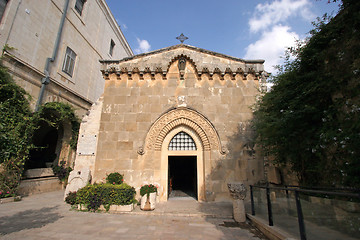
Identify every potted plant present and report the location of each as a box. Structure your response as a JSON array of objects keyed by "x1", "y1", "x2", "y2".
[{"x1": 140, "y1": 184, "x2": 157, "y2": 211}]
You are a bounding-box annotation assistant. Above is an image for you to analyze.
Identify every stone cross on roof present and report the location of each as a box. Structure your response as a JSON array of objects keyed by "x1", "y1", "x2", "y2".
[{"x1": 176, "y1": 33, "x2": 188, "y2": 44}]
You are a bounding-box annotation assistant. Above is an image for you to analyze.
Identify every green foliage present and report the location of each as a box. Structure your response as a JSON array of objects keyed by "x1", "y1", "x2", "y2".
[
  {"x1": 106, "y1": 172, "x2": 124, "y2": 185},
  {"x1": 75, "y1": 183, "x2": 136, "y2": 212},
  {"x1": 0, "y1": 61, "x2": 80, "y2": 195},
  {"x1": 65, "y1": 191, "x2": 77, "y2": 205},
  {"x1": 52, "y1": 160, "x2": 72, "y2": 183},
  {"x1": 34, "y1": 102, "x2": 80, "y2": 150},
  {"x1": 252, "y1": 1, "x2": 360, "y2": 187},
  {"x1": 0, "y1": 63, "x2": 35, "y2": 194},
  {"x1": 140, "y1": 184, "x2": 157, "y2": 197},
  {"x1": 0, "y1": 190, "x2": 15, "y2": 198}
]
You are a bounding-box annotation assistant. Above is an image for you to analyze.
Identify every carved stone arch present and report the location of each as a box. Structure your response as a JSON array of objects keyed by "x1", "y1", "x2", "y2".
[{"x1": 143, "y1": 108, "x2": 225, "y2": 154}]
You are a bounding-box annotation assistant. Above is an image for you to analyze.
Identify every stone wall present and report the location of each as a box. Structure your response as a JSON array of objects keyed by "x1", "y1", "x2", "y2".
[
  {"x1": 85, "y1": 46, "x2": 266, "y2": 202},
  {"x1": 0, "y1": 0, "x2": 132, "y2": 114}
]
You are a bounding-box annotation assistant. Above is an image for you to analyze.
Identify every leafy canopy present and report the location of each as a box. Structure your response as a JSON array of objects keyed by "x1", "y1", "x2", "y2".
[{"x1": 252, "y1": 0, "x2": 360, "y2": 187}]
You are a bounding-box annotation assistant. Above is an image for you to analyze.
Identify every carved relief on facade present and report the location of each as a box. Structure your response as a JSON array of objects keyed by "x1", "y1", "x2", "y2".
[{"x1": 143, "y1": 108, "x2": 224, "y2": 153}]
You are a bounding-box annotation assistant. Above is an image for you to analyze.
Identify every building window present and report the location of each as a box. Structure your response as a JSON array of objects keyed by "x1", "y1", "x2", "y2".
[
  {"x1": 168, "y1": 131, "x2": 197, "y2": 151},
  {"x1": 109, "y1": 39, "x2": 115, "y2": 56},
  {"x1": 75, "y1": 0, "x2": 86, "y2": 16},
  {"x1": 0, "y1": 0, "x2": 8, "y2": 22},
  {"x1": 62, "y1": 47, "x2": 77, "y2": 77}
]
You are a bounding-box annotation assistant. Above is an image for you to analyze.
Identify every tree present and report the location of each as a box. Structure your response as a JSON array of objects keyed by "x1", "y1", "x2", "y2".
[
  {"x1": 252, "y1": 0, "x2": 360, "y2": 187},
  {"x1": 0, "y1": 63, "x2": 35, "y2": 195}
]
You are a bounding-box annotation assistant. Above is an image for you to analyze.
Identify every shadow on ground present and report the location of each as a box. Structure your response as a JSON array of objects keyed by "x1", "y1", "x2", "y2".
[
  {"x1": 0, "y1": 206, "x2": 63, "y2": 235},
  {"x1": 197, "y1": 202, "x2": 270, "y2": 240}
]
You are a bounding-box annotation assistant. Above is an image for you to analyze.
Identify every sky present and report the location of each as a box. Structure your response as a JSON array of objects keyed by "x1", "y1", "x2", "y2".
[{"x1": 105, "y1": 0, "x2": 341, "y2": 73}]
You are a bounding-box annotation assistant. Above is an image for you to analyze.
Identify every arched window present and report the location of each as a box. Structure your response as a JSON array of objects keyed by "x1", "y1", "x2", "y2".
[{"x1": 168, "y1": 131, "x2": 197, "y2": 151}]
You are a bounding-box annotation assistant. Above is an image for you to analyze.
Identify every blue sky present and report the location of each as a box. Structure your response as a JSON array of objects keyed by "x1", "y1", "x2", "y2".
[{"x1": 105, "y1": 0, "x2": 340, "y2": 73}]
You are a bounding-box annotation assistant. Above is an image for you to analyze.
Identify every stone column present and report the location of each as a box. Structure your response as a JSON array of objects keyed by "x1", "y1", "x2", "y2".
[{"x1": 227, "y1": 182, "x2": 247, "y2": 222}]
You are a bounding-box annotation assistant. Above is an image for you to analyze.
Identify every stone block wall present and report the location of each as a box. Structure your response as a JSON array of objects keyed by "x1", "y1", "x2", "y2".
[{"x1": 86, "y1": 46, "x2": 267, "y2": 201}]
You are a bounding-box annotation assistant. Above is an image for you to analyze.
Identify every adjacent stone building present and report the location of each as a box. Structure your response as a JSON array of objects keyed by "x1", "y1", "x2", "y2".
[
  {"x1": 0, "y1": 0, "x2": 132, "y2": 194},
  {"x1": 1, "y1": 0, "x2": 132, "y2": 115},
  {"x1": 75, "y1": 44, "x2": 268, "y2": 202}
]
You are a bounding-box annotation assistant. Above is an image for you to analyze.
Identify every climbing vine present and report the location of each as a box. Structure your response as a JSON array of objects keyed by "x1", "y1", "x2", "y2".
[
  {"x1": 0, "y1": 63, "x2": 35, "y2": 195},
  {"x1": 34, "y1": 102, "x2": 80, "y2": 150},
  {"x1": 0, "y1": 62, "x2": 80, "y2": 196}
]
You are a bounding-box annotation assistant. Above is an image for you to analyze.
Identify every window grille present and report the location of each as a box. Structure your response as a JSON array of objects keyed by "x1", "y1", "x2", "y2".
[
  {"x1": 168, "y1": 131, "x2": 197, "y2": 151},
  {"x1": 62, "y1": 47, "x2": 76, "y2": 77}
]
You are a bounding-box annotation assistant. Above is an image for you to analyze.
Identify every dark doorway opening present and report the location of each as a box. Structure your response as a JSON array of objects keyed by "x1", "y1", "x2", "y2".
[
  {"x1": 168, "y1": 156, "x2": 197, "y2": 200},
  {"x1": 26, "y1": 122, "x2": 61, "y2": 170}
]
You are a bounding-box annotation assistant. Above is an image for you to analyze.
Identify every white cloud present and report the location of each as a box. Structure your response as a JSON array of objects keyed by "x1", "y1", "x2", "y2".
[
  {"x1": 249, "y1": 0, "x2": 314, "y2": 33},
  {"x1": 135, "y1": 38, "x2": 151, "y2": 54},
  {"x1": 244, "y1": 25, "x2": 299, "y2": 73},
  {"x1": 122, "y1": 24, "x2": 128, "y2": 30}
]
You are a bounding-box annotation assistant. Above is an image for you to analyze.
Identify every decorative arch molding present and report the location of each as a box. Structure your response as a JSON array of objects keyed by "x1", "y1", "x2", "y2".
[
  {"x1": 166, "y1": 54, "x2": 199, "y2": 74},
  {"x1": 142, "y1": 108, "x2": 225, "y2": 154}
]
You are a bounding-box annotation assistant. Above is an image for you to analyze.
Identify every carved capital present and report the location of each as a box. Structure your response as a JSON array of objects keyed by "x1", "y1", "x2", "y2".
[{"x1": 227, "y1": 182, "x2": 247, "y2": 200}]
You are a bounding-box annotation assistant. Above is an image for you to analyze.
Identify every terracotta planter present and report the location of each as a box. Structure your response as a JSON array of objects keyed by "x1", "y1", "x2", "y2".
[{"x1": 140, "y1": 192, "x2": 156, "y2": 211}]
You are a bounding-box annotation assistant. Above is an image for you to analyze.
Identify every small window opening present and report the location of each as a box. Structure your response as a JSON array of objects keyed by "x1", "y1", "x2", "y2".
[
  {"x1": 75, "y1": 0, "x2": 86, "y2": 16},
  {"x1": 0, "y1": 0, "x2": 9, "y2": 22},
  {"x1": 62, "y1": 47, "x2": 77, "y2": 77},
  {"x1": 109, "y1": 39, "x2": 115, "y2": 56}
]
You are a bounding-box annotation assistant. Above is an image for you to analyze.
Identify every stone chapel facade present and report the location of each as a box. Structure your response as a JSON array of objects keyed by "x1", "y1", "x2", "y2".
[{"x1": 74, "y1": 44, "x2": 268, "y2": 202}]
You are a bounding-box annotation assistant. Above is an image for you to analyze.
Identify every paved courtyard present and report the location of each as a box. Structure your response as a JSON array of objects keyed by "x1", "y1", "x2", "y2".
[{"x1": 0, "y1": 191, "x2": 268, "y2": 240}]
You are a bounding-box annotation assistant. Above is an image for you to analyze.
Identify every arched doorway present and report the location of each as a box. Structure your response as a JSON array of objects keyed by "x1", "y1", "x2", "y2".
[
  {"x1": 161, "y1": 125, "x2": 204, "y2": 201},
  {"x1": 168, "y1": 131, "x2": 198, "y2": 199},
  {"x1": 143, "y1": 107, "x2": 224, "y2": 202}
]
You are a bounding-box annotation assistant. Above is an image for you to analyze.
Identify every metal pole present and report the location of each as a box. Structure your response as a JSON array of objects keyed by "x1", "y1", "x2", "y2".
[
  {"x1": 250, "y1": 185, "x2": 255, "y2": 215},
  {"x1": 285, "y1": 185, "x2": 289, "y2": 198},
  {"x1": 266, "y1": 185, "x2": 273, "y2": 226},
  {"x1": 295, "y1": 190, "x2": 307, "y2": 240}
]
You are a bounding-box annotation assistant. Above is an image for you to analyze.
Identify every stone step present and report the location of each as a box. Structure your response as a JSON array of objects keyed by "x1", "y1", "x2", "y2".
[{"x1": 17, "y1": 177, "x2": 63, "y2": 196}]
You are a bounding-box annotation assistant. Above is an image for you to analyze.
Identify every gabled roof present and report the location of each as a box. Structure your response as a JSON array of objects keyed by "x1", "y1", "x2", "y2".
[
  {"x1": 100, "y1": 44, "x2": 264, "y2": 64},
  {"x1": 100, "y1": 44, "x2": 266, "y2": 76}
]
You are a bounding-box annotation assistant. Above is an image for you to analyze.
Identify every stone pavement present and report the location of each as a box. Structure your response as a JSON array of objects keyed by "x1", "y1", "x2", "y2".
[{"x1": 0, "y1": 191, "x2": 268, "y2": 240}]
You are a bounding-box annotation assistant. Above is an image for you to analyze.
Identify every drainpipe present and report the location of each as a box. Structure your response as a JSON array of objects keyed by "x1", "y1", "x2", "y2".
[{"x1": 35, "y1": 0, "x2": 70, "y2": 111}]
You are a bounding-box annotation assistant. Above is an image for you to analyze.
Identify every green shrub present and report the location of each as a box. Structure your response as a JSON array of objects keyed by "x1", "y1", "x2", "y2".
[
  {"x1": 76, "y1": 183, "x2": 136, "y2": 212},
  {"x1": 106, "y1": 172, "x2": 123, "y2": 185},
  {"x1": 140, "y1": 184, "x2": 157, "y2": 197},
  {"x1": 0, "y1": 164, "x2": 20, "y2": 198},
  {"x1": 65, "y1": 191, "x2": 77, "y2": 205},
  {"x1": 52, "y1": 161, "x2": 72, "y2": 184}
]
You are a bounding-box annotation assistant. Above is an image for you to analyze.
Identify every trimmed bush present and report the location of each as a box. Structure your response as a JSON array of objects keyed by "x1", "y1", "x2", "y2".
[
  {"x1": 75, "y1": 183, "x2": 136, "y2": 212},
  {"x1": 65, "y1": 191, "x2": 77, "y2": 205},
  {"x1": 106, "y1": 172, "x2": 123, "y2": 185}
]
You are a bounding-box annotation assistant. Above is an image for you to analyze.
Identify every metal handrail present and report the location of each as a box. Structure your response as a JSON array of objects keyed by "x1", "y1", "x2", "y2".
[
  {"x1": 285, "y1": 185, "x2": 360, "y2": 192},
  {"x1": 250, "y1": 185, "x2": 360, "y2": 240},
  {"x1": 252, "y1": 185, "x2": 360, "y2": 198}
]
